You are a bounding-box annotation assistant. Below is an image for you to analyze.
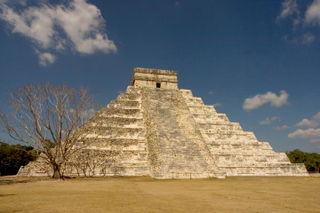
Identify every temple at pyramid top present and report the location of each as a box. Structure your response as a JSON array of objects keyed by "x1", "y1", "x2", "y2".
[{"x1": 131, "y1": 67, "x2": 178, "y2": 89}]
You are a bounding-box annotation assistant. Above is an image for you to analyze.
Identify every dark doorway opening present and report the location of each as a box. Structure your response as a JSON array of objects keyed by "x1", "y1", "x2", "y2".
[{"x1": 156, "y1": 83, "x2": 161, "y2": 88}]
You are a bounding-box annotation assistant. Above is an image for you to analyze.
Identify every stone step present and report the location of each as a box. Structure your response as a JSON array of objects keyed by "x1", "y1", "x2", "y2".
[
  {"x1": 192, "y1": 114, "x2": 224, "y2": 121},
  {"x1": 105, "y1": 107, "x2": 141, "y2": 113},
  {"x1": 84, "y1": 127, "x2": 146, "y2": 138},
  {"x1": 179, "y1": 89, "x2": 193, "y2": 96},
  {"x1": 88, "y1": 117, "x2": 144, "y2": 127},
  {"x1": 201, "y1": 130, "x2": 256, "y2": 137},
  {"x1": 126, "y1": 86, "x2": 142, "y2": 93},
  {"x1": 198, "y1": 123, "x2": 243, "y2": 131},
  {"x1": 79, "y1": 138, "x2": 146, "y2": 147},
  {"x1": 100, "y1": 108, "x2": 142, "y2": 117},
  {"x1": 184, "y1": 97, "x2": 204, "y2": 105},
  {"x1": 99, "y1": 114, "x2": 143, "y2": 119},
  {"x1": 153, "y1": 172, "x2": 217, "y2": 179},
  {"x1": 117, "y1": 92, "x2": 141, "y2": 101},
  {"x1": 205, "y1": 140, "x2": 260, "y2": 145},
  {"x1": 209, "y1": 149, "x2": 276, "y2": 155},
  {"x1": 217, "y1": 162, "x2": 294, "y2": 168},
  {"x1": 191, "y1": 112, "x2": 229, "y2": 122},
  {"x1": 218, "y1": 166, "x2": 309, "y2": 176},
  {"x1": 200, "y1": 129, "x2": 247, "y2": 134},
  {"x1": 187, "y1": 106, "x2": 217, "y2": 114},
  {"x1": 214, "y1": 154, "x2": 291, "y2": 165},
  {"x1": 85, "y1": 143, "x2": 147, "y2": 151},
  {"x1": 187, "y1": 105, "x2": 216, "y2": 110},
  {"x1": 207, "y1": 142, "x2": 272, "y2": 149},
  {"x1": 202, "y1": 132, "x2": 257, "y2": 141},
  {"x1": 74, "y1": 149, "x2": 149, "y2": 162},
  {"x1": 84, "y1": 126, "x2": 144, "y2": 133},
  {"x1": 108, "y1": 100, "x2": 141, "y2": 109}
]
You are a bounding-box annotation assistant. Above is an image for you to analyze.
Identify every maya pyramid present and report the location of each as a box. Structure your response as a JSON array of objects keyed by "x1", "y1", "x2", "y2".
[{"x1": 19, "y1": 68, "x2": 308, "y2": 178}]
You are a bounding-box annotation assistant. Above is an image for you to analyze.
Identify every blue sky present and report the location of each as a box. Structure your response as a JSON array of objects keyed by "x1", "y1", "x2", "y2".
[{"x1": 0, "y1": 0, "x2": 320, "y2": 153}]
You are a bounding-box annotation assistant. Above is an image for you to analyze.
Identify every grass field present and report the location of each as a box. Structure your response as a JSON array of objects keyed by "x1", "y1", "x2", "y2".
[{"x1": 0, "y1": 176, "x2": 319, "y2": 213}]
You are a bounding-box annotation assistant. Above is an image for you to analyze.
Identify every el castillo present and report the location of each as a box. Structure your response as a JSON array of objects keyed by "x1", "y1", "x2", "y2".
[{"x1": 18, "y1": 68, "x2": 309, "y2": 179}]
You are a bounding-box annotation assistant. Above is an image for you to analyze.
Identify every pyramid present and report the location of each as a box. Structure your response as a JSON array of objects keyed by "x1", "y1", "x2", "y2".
[{"x1": 18, "y1": 68, "x2": 308, "y2": 178}]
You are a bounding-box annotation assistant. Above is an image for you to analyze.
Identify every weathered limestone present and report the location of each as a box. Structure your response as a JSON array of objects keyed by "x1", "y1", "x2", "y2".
[
  {"x1": 131, "y1": 67, "x2": 178, "y2": 89},
  {"x1": 180, "y1": 89, "x2": 307, "y2": 176},
  {"x1": 18, "y1": 67, "x2": 308, "y2": 178}
]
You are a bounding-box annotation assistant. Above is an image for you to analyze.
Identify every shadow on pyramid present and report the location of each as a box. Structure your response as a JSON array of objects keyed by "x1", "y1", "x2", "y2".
[{"x1": 18, "y1": 68, "x2": 308, "y2": 178}]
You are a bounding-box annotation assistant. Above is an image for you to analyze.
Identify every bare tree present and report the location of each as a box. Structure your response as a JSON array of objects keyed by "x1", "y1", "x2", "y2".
[{"x1": 0, "y1": 83, "x2": 96, "y2": 179}]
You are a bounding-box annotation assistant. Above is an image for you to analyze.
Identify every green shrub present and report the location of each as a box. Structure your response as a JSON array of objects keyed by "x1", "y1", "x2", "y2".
[
  {"x1": 286, "y1": 149, "x2": 320, "y2": 173},
  {"x1": 0, "y1": 142, "x2": 37, "y2": 176}
]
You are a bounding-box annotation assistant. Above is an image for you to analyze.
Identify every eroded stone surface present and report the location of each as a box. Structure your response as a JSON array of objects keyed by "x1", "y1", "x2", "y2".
[{"x1": 18, "y1": 68, "x2": 308, "y2": 178}]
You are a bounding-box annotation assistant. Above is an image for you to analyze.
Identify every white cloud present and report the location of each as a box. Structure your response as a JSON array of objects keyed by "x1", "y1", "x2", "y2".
[
  {"x1": 305, "y1": 0, "x2": 320, "y2": 25},
  {"x1": 296, "y1": 118, "x2": 318, "y2": 128},
  {"x1": 278, "y1": 0, "x2": 299, "y2": 19},
  {"x1": 313, "y1": 112, "x2": 320, "y2": 120},
  {"x1": 38, "y1": 52, "x2": 56, "y2": 66},
  {"x1": 213, "y1": 103, "x2": 222, "y2": 108},
  {"x1": 289, "y1": 112, "x2": 320, "y2": 143},
  {"x1": 296, "y1": 112, "x2": 320, "y2": 128},
  {"x1": 0, "y1": 0, "x2": 116, "y2": 65},
  {"x1": 288, "y1": 128, "x2": 320, "y2": 143},
  {"x1": 274, "y1": 125, "x2": 290, "y2": 131},
  {"x1": 55, "y1": 0, "x2": 116, "y2": 54},
  {"x1": 259, "y1": 116, "x2": 280, "y2": 125},
  {"x1": 243, "y1": 90, "x2": 288, "y2": 111},
  {"x1": 0, "y1": 3, "x2": 55, "y2": 48},
  {"x1": 277, "y1": 0, "x2": 320, "y2": 45}
]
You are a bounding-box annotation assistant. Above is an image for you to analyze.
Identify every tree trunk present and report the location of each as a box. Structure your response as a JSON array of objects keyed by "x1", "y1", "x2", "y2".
[{"x1": 52, "y1": 164, "x2": 63, "y2": 179}]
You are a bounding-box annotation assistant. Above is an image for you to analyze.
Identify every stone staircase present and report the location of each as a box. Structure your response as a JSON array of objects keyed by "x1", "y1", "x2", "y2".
[{"x1": 142, "y1": 88, "x2": 220, "y2": 178}]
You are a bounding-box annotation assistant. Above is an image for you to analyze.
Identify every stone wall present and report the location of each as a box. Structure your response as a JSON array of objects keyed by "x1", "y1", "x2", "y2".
[{"x1": 131, "y1": 67, "x2": 178, "y2": 89}]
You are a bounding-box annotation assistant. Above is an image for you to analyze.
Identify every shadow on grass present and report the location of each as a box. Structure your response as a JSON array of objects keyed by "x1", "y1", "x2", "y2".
[
  {"x1": 0, "y1": 176, "x2": 52, "y2": 185},
  {"x1": 0, "y1": 194, "x2": 16, "y2": 197}
]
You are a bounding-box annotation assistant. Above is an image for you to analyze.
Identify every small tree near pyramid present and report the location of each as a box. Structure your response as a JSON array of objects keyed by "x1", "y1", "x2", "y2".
[{"x1": 0, "y1": 83, "x2": 96, "y2": 179}]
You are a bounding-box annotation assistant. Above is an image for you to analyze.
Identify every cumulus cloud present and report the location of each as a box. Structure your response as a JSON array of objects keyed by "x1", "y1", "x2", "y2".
[
  {"x1": 243, "y1": 90, "x2": 288, "y2": 111},
  {"x1": 313, "y1": 112, "x2": 320, "y2": 120},
  {"x1": 278, "y1": 0, "x2": 299, "y2": 19},
  {"x1": 305, "y1": 0, "x2": 320, "y2": 25},
  {"x1": 288, "y1": 128, "x2": 320, "y2": 143},
  {"x1": 274, "y1": 125, "x2": 290, "y2": 131},
  {"x1": 277, "y1": 0, "x2": 320, "y2": 45},
  {"x1": 0, "y1": 0, "x2": 117, "y2": 66},
  {"x1": 296, "y1": 112, "x2": 320, "y2": 128},
  {"x1": 296, "y1": 118, "x2": 318, "y2": 128},
  {"x1": 259, "y1": 116, "x2": 280, "y2": 125},
  {"x1": 289, "y1": 112, "x2": 320, "y2": 143},
  {"x1": 37, "y1": 52, "x2": 56, "y2": 66}
]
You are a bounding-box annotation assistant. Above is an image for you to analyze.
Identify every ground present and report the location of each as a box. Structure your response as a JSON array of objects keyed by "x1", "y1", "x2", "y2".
[{"x1": 0, "y1": 176, "x2": 319, "y2": 213}]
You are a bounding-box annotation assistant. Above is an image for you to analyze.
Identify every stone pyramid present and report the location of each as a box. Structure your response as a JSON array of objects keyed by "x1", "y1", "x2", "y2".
[{"x1": 19, "y1": 68, "x2": 308, "y2": 178}]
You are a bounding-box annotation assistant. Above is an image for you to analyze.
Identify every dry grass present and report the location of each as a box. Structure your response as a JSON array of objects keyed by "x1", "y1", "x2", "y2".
[{"x1": 0, "y1": 176, "x2": 319, "y2": 213}]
